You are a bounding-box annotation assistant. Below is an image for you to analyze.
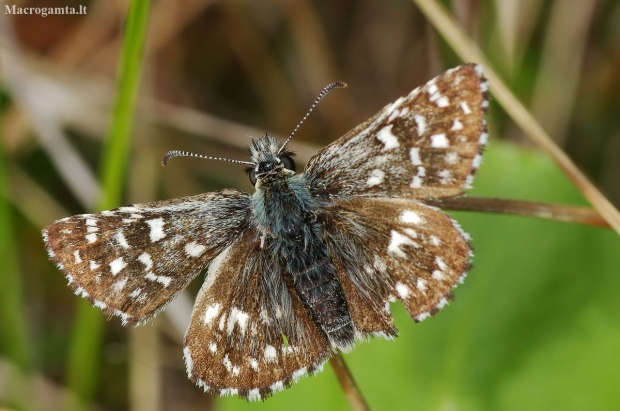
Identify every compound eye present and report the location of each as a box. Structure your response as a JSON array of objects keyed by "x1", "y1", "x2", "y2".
[
  {"x1": 280, "y1": 155, "x2": 296, "y2": 172},
  {"x1": 249, "y1": 169, "x2": 257, "y2": 186}
]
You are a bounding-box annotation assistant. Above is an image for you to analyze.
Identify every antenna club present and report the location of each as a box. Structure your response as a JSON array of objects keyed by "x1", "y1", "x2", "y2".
[
  {"x1": 162, "y1": 150, "x2": 180, "y2": 166},
  {"x1": 330, "y1": 81, "x2": 348, "y2": 90}
]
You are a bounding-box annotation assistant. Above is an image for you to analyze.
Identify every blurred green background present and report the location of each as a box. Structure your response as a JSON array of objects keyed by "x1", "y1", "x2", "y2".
[{"x1": 1, "y1": 0, "x2": 620, "y2": 410}]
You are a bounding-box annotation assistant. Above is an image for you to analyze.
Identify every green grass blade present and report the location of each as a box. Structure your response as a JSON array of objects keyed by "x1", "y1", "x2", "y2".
[
  {"x1": 0, "y1": 106, "x2": 33, "y2": 373},
  {"x1": 99, "y1": 0, "x2": 152, "y2": 211},
  {"x1": 65, "y1": 1, "x2": 151, "y2": 408}
]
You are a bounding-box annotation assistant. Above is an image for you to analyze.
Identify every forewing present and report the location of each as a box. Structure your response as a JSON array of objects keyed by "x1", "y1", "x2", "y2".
[
  {"x1": 321, "y1": 197, "x2": 471, "y2": 335},
  {"x1": 184, "y1": 230, "x2": 331, "y2": 401},
  {"x1": 42, "y1": 189, "x2": 251, "y2": 325},
  {"x1": 305, "y1": 64, "x2": 488, "y2": 199}
]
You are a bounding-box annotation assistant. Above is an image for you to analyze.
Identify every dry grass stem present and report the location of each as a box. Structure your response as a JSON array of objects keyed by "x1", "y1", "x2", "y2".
[
  {"x1": 434, "y1": 197, "x2": 609, "y2": 228},
  {"x1": 329, "y1": 354, "x2": 370, "y2": 411}
]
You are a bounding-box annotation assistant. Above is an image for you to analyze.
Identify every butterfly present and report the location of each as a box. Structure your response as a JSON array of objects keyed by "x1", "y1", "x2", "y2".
[{"x1": 43, "y1": 63, "x2": 489, "y2": 401}]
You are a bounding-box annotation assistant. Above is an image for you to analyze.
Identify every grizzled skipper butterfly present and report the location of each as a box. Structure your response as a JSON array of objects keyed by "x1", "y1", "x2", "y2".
[{"x1": 43, "y1": 64, "x2": 489, "y2": 401}]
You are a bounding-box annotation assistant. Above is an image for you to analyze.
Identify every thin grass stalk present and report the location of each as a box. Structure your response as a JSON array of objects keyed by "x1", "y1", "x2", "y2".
[
  {"x1": 433, "y1": 197, "x2": 609, "y2": 228},
  {"x1": 65, "y1": 1, "x2": 151, "y2": 409},
  {"x1": 330, "y1": 354, "x2": 370, "y2": 411},
  {"x1": 411, "y1": 0, "x2": 620, "y2": 236}
]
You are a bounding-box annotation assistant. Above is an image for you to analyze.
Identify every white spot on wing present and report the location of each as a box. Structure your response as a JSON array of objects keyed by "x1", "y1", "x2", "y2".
[
  {"x1": 414, "y1": 114, "x2": 426, "y2": 135},
  {"x1": 204, "y1": 303, "x2": 221, "y2": 325},
  {"x1": 138, "y1": 253, "x2": 153, "y2": 271},
  {"x1": 409, "y1": 147, "x2": 422, "y2": 166},
  {"x1": 416, "y1": 278, "x2": 427, "y2": 292},
  {"x1": 410, "y1": 166, "x2": 426, "y2": 188},
  {"x1": 376, "y1": 124, "x2": 399, "y2": 150},
  {"x1": 479, "y1": 132, "x2": 489, "y2": 145},
  {"x1": 445, "y1": 152, "x2": 459, "y2": 164},
  {"x1": 292, "y1": 367, "x2": 307, "y2": 381},
  {"x1": 451, "y1": 119, "x2": 464, "y2": 131},
  {"x1": 373, "y1": 255, "x2": 387, "y2": 273},
  {"x1": 85, "y1": 218, "x2": 97, "y2": 226},
  {"x1": 410, "y1": 176, "x2": 422, "y2": 188},
  {"x1": 112, "y1": 278, "x2": 127, "y2": 292},
  {"x1": 85, "y1": 233, "x2": 97, "y2": 243},
  {"x1": 223, "y1": 354, "x2": 233, "y2": 373},
  {"x1": 227, "y1": 307, "x2": 250, "y2": 335},
  {"x1": 119, "y1": 206, "x2": 141, "y2": 213},
  {"x1": 401, "y1": 210, "x2": 423, "y2": 224},
  {"x1": 73, "y1": 251, "x2": 82, "y2": 264},
  {"x1": 436, "y1": 96, "x2": 449, "y2": 107},
  {"x1": 388, "y1": 108, "x2": 400, "y2": 122},
  {"x1": 145, "y1": 272, "x2": 172, "y2": 287},
  {"x1": 89, "y1": 260, "x2": 100, "y2": 270},
  {"x1": 220, "y1": 388, "x2": 238, "y2": 396},
  {"x1": 109, "y1": 257, "x2": 126, "y2": 276},
  {"x1": 388, "y1": 230, "x2": 419, "y2": 258},
  {"x1": 465, "y1": 174, "x2": 474, "y2": 189},
  {"x1": 460, "y1": 101, "x2": 472, "y2": 114},
  {"x1": 438, "y1": 169, "x2": 452, "y2": 184},
  {"x1": 472, "y1": 154, "x2": 483, "y2": 169},
  {"x1": 270, "y1": 380, "x2": 284, "y2": 392},
  {"x1": 430, "y1": 133, "x2": 449, "y2": 148},
  {"x1": 366, "y1": 169, "x2": 385, "y2": 186},
  {"x1": 146, "y1": 218, "x2": 166, "y2": 242},
  {"x1": 436, "y1": 256, "x2": 448, "y2": 271},
  {"x1": 428, "y1": 82, "x2": 449, "y2": 107},
  {"x1": 250, "y1": 358, "x2": 259, "y2": 371},
  {"x1": 114, "y1": 231, "x2": 130, "y2": 249},
  {"x1": 264, "y1": 345, "x2": 277, "y2": 363},
  {"x1": 247, "y1": 389, "x2": 261, "y2": 401},
  {"x1": 395, "y1": 282, "x2": 410, "y2": 298},
  {"x1": 185, "y1": 241, "x2": 206, "y2": 257},
  {"x1": 416, "y1": 312, "x2": 431, "y2": 322},
  {"x1": 432, "y1": 270, "x2": 445, "y2": 281},
  {"x1": 183, "y1": 347, "x2": 193, "y2": 376}
]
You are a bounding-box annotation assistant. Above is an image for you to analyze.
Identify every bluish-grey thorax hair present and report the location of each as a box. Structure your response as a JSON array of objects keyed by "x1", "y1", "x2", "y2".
[{"x1": 249, "y1": 135, "x2": 320, "y2": 241}]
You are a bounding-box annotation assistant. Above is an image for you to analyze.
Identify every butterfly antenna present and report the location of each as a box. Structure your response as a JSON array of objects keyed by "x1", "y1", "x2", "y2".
[
  {"x1": 162, "y1": 150, "x2": 255, "y2": 166},
  {"x1": 278, "y1": 81, "x2": 348, "y2": 155}
]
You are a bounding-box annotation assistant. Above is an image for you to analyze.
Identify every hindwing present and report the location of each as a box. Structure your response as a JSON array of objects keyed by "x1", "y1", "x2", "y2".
[
  {"x1": 184, "y1": 230, "x2": 331, "y2": 400},
  {"x1": 320, "y1": 196, "x2": 472, "y2": 334}
]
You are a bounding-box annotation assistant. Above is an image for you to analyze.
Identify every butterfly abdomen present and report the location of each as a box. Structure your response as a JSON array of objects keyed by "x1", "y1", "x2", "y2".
[{"x1": 287, "y1": 240, "x2": 355, "y2": 351}]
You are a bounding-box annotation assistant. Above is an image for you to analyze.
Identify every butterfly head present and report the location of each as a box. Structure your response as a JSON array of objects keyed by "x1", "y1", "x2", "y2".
[{"x1": 247, "y1": 134, "x2": 296, "y2": 186}]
